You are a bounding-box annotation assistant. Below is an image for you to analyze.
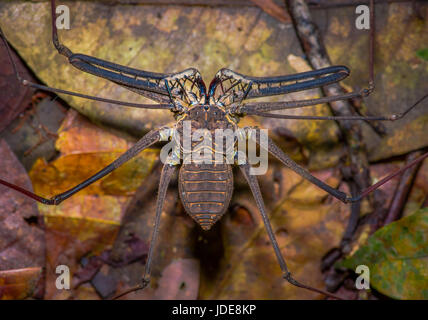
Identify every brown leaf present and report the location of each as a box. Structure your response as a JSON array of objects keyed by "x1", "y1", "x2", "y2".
[
  {"x1": 0, "y1": 38, "x2": 35, "y2": 132},
  {"x1": 154, "y1": 259, "x2": 200, "y2": 300},
  {"x1": 27, "y1": 110, "x2": 157, "y2": 299},
  {"x1": 112, "y1": 186, "x2": 200, "y2": 300},
  {"x1": 56, "y1": 110, "x2": 133, "y2": 156},
  {"x1": 0, "y1": 139, "x2": 45, "y2": 299}
]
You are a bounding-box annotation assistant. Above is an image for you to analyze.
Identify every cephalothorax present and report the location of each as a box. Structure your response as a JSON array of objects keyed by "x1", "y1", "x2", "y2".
[{"x1": 0, "y1": 0, "x2": 427, "y2": 300}]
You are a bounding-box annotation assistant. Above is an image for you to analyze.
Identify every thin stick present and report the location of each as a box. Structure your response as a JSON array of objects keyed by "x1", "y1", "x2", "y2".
[
  {"x1": 350, "y1": 152, "x2": 428, "y2": 203},
  {"x1": 369, "y1": 0, "x2": 375, "y2": 86},
  {"x1": 383, "y1": 151, "x2": 423, "y2": 225}
]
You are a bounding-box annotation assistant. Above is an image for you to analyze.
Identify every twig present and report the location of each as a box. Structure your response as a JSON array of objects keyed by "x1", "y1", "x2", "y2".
[
  {"x1": 250, "y1": 0, "x2": 291, "y2": 23},
  {"x1": 383, "y1": 151, "x2": 423, "y2": 225}
]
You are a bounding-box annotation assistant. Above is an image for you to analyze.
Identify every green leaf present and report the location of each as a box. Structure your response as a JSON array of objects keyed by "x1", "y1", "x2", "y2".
[
  {"x1": 338, "y1": 208, "x2": 428, "y2": 299},
  {"x1": 416, "y1": 48, "x2": 428, "y2": 61}
]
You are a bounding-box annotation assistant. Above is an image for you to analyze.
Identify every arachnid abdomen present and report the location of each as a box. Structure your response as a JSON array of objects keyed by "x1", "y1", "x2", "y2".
[{"x1": 179, "y1": 162, "x2": 233, "y2": 230}]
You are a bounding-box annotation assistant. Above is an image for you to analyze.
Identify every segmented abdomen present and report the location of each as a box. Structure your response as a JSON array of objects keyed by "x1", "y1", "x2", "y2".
[{"x1": 179, "y1": 163, "x2": 233, "y2": 230}]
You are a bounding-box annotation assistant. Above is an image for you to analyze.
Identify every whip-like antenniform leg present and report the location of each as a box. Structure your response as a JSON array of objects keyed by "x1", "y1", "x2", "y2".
[
  {"x1": 0, "y1": 0, "x2": 206, "y2": 109},
  {"x1": 239, "y1": 94, "x2": 428, "y2": 122}
]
